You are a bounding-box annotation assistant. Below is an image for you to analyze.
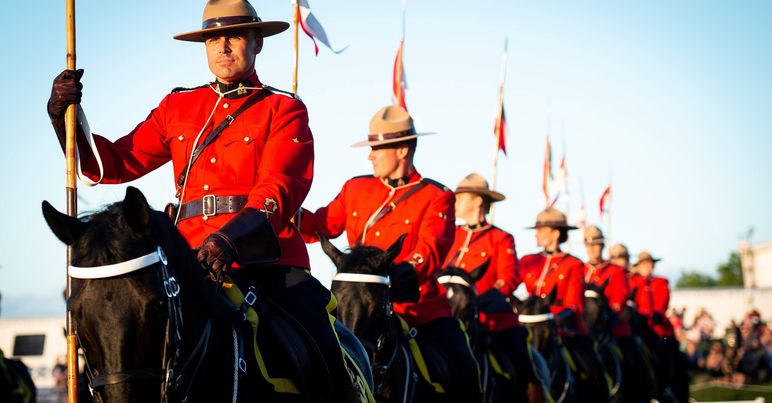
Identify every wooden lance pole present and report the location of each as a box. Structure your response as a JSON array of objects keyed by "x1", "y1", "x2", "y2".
[
  {"x1": 292, "y1": 1, "x2": 300, "y2": 94},
  {"x1": 64, "y1": 0, "x2": 80, "y2": 401}
]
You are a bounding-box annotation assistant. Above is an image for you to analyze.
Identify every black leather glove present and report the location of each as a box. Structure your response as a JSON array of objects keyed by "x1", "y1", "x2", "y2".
[
  {"x1": 48, "y1": 69, "x2": 84, "y2": 120},
  {"x1": 197, "y1": 232, "x2": 236, "y2": 274},
  {"x1": 555, "y1": 308, "x2": 579, "y2": 334},
  {"x1": 387, "y1": 261, "x2": 420, "y2": 303},
  {"x1": 197, "y1": 208, "x2": 281, "y2": 275}
]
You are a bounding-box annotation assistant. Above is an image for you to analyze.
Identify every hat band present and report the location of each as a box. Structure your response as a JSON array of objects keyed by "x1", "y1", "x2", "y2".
[
  {"x1": 367, "y1": 128, "x2": 416, "y2": 142},
  {"x1": 202, "y1": 15, "x2": 261, "y2": 30},
  {"x1": 534, "y1": 220, "x2": 569, "y2": 227}
]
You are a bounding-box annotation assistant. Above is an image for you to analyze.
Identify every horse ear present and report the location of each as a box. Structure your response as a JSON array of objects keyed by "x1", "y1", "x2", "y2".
[
  {"x1": 318, "y1": 232, "x2": 344, "y2": 269},
  {"x1": 381, "y1": 233, "x2": 407, "y2": 266},
  {"x1": 468, "y1": 259, "x2": 491, "y2": 283},
  {"x1": 42, "y1": 201, "x2": 87, "y2": 246},
  {"x1": 544, "y1": 287, "x2": 558, "y2": 306},
  {"x1": 122, "y1": 186, "x2": 151, "y2": 235}
]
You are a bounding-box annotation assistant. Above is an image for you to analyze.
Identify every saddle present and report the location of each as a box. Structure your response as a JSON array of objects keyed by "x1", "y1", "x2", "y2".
[{"x1": 221, "y1": 279, "x2": 374, "y2": 403}]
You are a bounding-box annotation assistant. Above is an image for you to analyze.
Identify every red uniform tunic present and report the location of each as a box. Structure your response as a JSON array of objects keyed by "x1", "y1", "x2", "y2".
[
  {"x1": 300, "y1": 170, "x2": 454, "y2": 325},
  {"x1": 78, "y1": 72, "x2": 313, "y2": 269},
  {"x1": 583, "y1": 261, "x2": 632, "y2": 337},
  {"x1": 443, "y1": 224, "x2": 519, "y2": 295},
  {"x1": 520, "y1": 252, "x2": 587, "y2": 335},
  {"x1": 628, "y1": 274, "x2": 675, "y2": 337}
]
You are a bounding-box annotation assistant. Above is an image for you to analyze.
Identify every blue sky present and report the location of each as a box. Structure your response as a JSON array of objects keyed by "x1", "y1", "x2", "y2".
[{"x1": 0, "y1": 1, "x2": 770, "y2": 316}]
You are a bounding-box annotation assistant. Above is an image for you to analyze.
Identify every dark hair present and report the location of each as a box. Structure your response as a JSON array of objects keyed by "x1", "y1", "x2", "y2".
[{"x1": 558, "y1": 229, "x2": 569, "y2": 244}]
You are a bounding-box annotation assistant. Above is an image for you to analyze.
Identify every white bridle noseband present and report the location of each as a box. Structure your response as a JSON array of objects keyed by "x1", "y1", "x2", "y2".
[
  {"x1": 583, "y1": 289, "x2": 601, "y2": 299},
  {"x1": 517, "y1": 313, "x2": 555, "y2": 324},
  {"x1": 332, "y1": 272, "x2": 391, "y2": 286},
  {"x1": 69, "y1": 247, "x2": 167, "y2": 279},
  {"x1": 436, "y1": 275, "x2": 472, "y2": 289}
]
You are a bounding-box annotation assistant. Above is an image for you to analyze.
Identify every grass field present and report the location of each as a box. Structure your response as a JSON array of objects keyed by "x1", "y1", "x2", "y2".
[{"x1": 691, "y1": 381, "x2": 772, "y2": 402}]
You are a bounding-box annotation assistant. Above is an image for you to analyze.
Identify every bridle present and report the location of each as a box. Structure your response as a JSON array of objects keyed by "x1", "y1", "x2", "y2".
[
  {"x1": 332, "y1": 272, "x2": 409, "y2": 400},
  {"x1": 69, "y1": 246, "x2": 195, "y2": 402}
]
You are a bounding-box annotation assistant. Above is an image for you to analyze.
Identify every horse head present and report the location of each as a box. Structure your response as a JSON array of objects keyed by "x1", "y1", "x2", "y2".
[
  {"x1": 513, "y1": 287, "x2": 558, "y2": 356},
  {"x1": 321, "y1": 234, "x2": 407, "y2": 349},
  {"x1": 436, "y1": 260, "x2": 489, "y2": 344},
  {"x1": 582, "y1": 279, "x2": 611, "y2": 340},
  {"x1": 43, "y1": 187, "x2": 220, "y2": 402}
]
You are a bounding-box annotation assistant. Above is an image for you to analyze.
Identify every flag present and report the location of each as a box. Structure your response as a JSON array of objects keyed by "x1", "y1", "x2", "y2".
[
  {"x1": 293, "y1": 0, "x2": 347, "y2": 55},
  {"x1": 494, "y1": 38, "x2": 508, "y2": 156},
  {"x1": 599, "y1": 185, "x2": 611, "y2": 217},
  {"x1": 393, "y1": 40, "x2": 408, "y2": 111},
  {"x1": 555, "y1": 156, "x2": 567, "y2": 195},
  {"x1": 494, "y1": 100, "x2": 507, "y2": 155},
  {"x1": 543, "y1": 136, "x2": 552, "y2": 206}
]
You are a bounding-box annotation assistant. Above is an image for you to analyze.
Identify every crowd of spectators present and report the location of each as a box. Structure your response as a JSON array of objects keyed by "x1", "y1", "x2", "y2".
[{"x1": 668, "y1": 307, "x2": 771, "y2": 384}]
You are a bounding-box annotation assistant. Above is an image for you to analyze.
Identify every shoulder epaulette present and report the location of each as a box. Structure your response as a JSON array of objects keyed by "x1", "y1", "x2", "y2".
[
  {"x1": 170, "y1": 84, "x2": 209, "y2": 94},
  {"x1": 351, "y1": 174, "x2": 375, "y2": 180},
  {"x1": 421, "y1": 178, "x2": 451, "y2": 192},
  {"x1": 263, "y1": 85, "x2": 300, "y2": 100}
]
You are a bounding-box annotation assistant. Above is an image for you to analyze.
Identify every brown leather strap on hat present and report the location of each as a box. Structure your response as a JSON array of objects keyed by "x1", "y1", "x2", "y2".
[{"x1": 178, "y1": 195, "x2": 248, "y2": 221}]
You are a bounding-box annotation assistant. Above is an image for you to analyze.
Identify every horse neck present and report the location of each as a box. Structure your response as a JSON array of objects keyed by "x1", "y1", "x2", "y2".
[{"x1": 585, "y1": 298, "x2": 611, "y2": 342}]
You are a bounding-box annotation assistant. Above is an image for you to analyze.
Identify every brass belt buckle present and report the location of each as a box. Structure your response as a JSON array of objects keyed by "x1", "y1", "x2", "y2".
[{"x1": 202, "y1": 194, "x2": 217, "y2": 219}]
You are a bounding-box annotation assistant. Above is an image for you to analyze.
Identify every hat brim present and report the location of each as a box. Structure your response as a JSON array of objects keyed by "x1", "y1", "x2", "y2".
[
  {"x1": 454, "y1": 187, "x2": 506, "y2": 202},
  {"x1": 350, "y1": 132, "x2": 435, "y2": 148},
  {"x1": 634, "y1": 257, "x2": 662, "y2": 266},
  {"x1": 525, "y1": 223, "x2": 579, "y2": 230},
  {"x1": 173, "y1": 21, "x2": 290, "y2": 42},
  {"x1": 583, "y1": 239, "x2": 605, "y2": 245}
]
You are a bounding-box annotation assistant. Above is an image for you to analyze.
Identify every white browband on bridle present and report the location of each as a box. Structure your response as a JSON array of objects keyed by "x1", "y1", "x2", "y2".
[
  {"x1": 332, "y1": 273, "x2": 391, "y2": 286},
  {"x1": 68, "y1": 247, "x2": 166, "y2": 279},
  {"x1": 584, "y1": 289, "x2": 601, "y2": 299},
  {"x1": 517, "y1": 313, "x2": 555, "y2": 324},
  {"x1": 436, "y1": 275, "x2": 472, "y2": 288}
]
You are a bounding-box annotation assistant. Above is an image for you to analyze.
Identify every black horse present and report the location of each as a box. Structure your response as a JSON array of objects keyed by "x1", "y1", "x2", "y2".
[
  {"x1": 320, "y1": 234, "x2": 467, "y2": 403},
  {"x1": 0, "y1": 351, "x2": 35, "y2": 403},
  {"x1": 42, "y1": 187, "x2": 371, "y2": 402},
  {"x1": 618, "y1": 289, "x2": 686, "y2": 403},
  {"x1": 513, "y1": 289, "x2": 613, "y2": 403},
  {"x1": 437, "y1": 264, "x2": 549, "y2": 403},
  {"x1": 582, "y1": 282, "x2": 650, "y2": 403}
]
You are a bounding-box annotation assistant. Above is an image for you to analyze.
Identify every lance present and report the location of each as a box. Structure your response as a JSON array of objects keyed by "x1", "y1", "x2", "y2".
[
  {"x1": 292, "y1": 1, "x2": 300, "y2": 94},
  {"x1": 64, "y1": 0, "x2": 80, "y2": 401}
]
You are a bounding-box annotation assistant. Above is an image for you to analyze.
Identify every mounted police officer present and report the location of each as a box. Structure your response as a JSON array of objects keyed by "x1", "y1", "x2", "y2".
[
  {"x1": 519, "y1": 208, "x2": 609, "y2": 402},
  {"x1": 46, "y1": 1, "x2": 361, "y2": 401},
  {"x1": 299, "y1": 105, "x2": 483, "y2": 402}
]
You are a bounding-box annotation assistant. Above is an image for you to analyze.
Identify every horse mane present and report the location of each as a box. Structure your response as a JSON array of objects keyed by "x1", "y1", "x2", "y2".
[
  {"x1": 340, "y1": 245, "x2": 389, "y2": 275},
  {"x1": 73, "y1": 203, "x2": 154, "y2": 267},
  {"x1": 146, "y1": 209, "x2": 234, "y2": 321}
]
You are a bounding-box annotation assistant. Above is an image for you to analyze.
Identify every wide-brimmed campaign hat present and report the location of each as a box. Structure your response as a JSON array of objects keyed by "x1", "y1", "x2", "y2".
[
  {"x1": 583, "y1": 225, "x2": 605, "y2": 245},
  {"x1": 351, "y1": 105, "x2": 435, "y2": 148},
  {"x1": 609, "y1": 243, "x2": 629, "y2": 259},
  {"x1": 526, "y1": 207, "x2": 578, "y2": 230},
  {"x1": 174, "y1": 0, "x2": 289, "y2": 42},
  {"x1": 634, "y1": 250, "x2": 662, "y2": 266},
  {"x1": 455, "y1": 173, "x2": 505, "y2": 202}
]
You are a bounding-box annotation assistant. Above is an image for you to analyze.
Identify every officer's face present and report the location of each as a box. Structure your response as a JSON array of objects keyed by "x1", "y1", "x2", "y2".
[
  {"x1": 610, "y1": 256, "x2": 628, "y2": 269},
  {"x1": 369, "y1": 145, "x2": 408, "y2": 178},
  {"x1": 585, "y1": 243, "x2": 603, "y2": 262},
  {"x1": 205, "y1": 30, "x2": 263, "y2": 83},
  {"x1": 535, "y1": 226, "x2": 559, "y2": 249},
  {"x1": 637, "y1": 260, "x2": 654, "y2": 277},
  {"x1": 455, "y1": 193, "x2": 482, "y2": 221}
]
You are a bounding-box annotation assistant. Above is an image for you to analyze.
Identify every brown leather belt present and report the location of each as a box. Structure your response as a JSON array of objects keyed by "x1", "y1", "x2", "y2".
[{"x1": 178, "y1": 195, "x2": 248, "y2": 221}]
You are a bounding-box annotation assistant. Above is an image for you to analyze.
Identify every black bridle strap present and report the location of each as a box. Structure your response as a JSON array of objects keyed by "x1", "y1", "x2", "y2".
[{"x1": 90, "y1": 368, "x2": 166, "y2": 388}]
